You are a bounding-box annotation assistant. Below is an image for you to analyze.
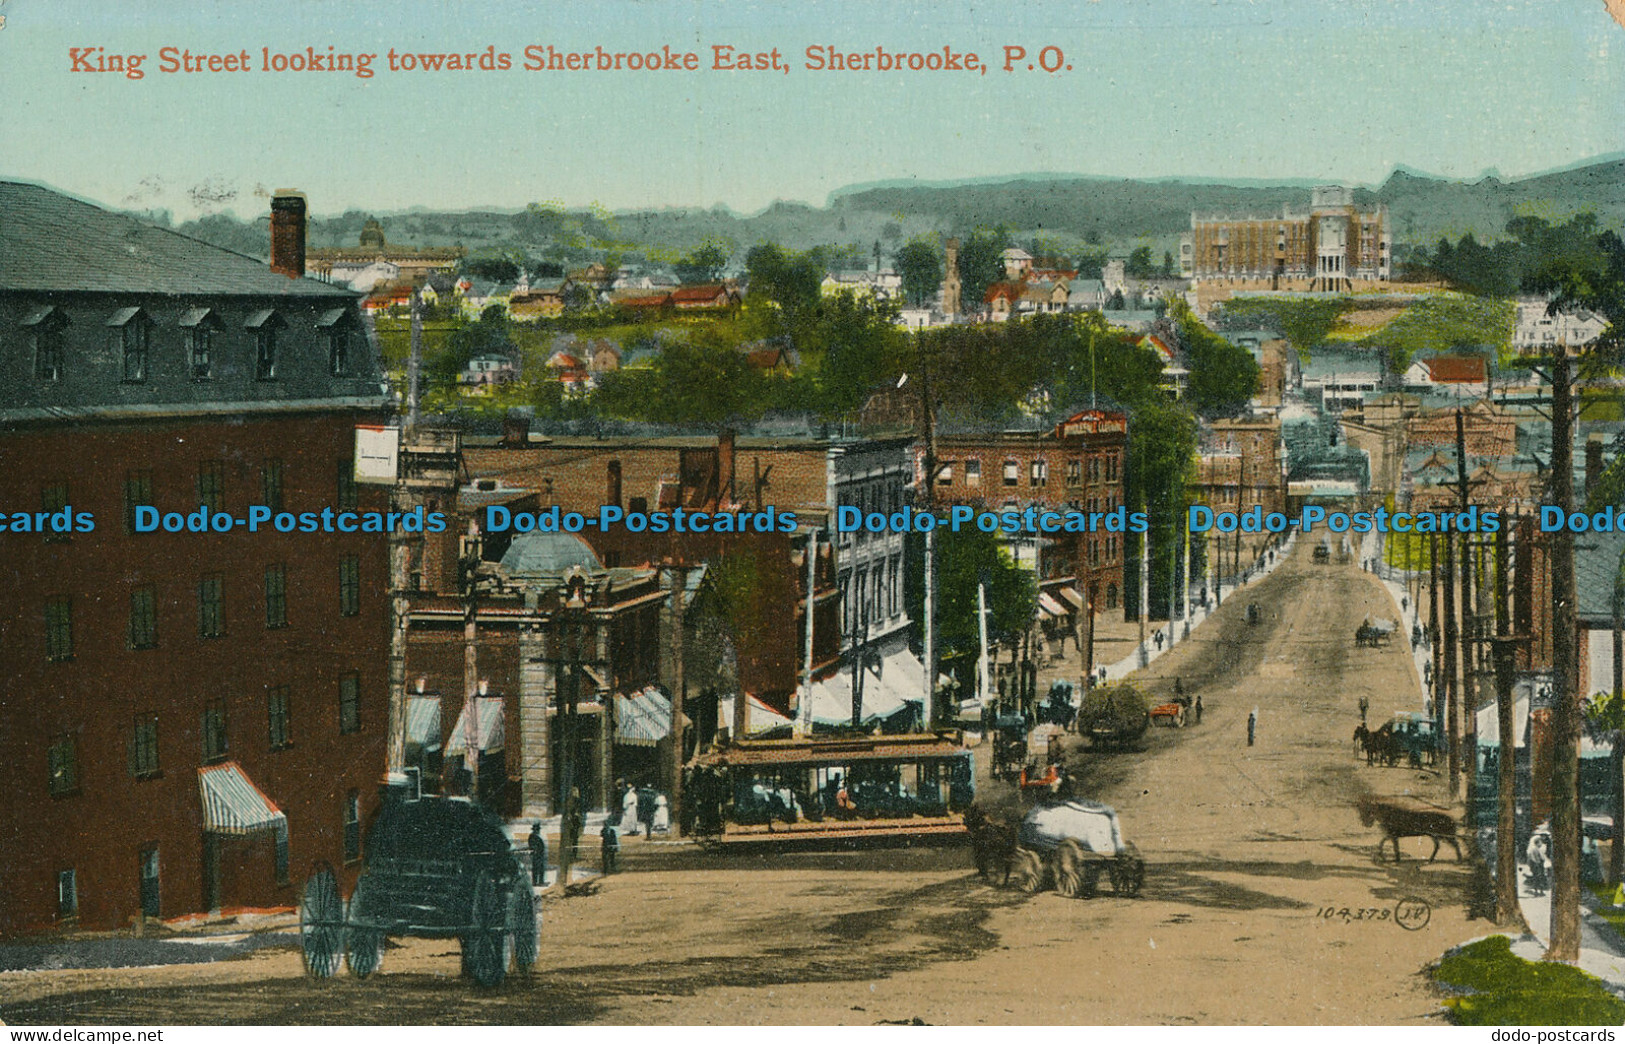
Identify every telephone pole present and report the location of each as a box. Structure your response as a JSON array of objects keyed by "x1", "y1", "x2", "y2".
[{"x1": 1548, "y1": 349, "x2": 1582, "y2": 962}]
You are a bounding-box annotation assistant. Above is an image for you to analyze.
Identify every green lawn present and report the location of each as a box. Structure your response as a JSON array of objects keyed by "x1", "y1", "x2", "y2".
[{"x1": 1433, "y1": 935, "x2": 1625, "y2": 1025}]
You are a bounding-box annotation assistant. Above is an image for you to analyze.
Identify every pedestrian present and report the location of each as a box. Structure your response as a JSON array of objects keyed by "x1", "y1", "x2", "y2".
[
  {"x1": 1247, "y1": 707, "x2": 1257, "y2": 746},
  {"x1": 1194, "y1": 693, "x2": 1203, "y2": 724},
  {"x1": 1401, "y1": 596, "x2": 1409, "y2": 613},
  {"x1": 653, "y1": 793, "x2": 670, "y2": 834},
  {"x1": 1358, "y1": 695, "x2": 1369, "y2": 725},
  {"x1": 528, "y1": 820, "x2": 547, "y2": 887},
  {"x1": 1154, "y1": 630, "x2": 1164, "y2": 651},
  {"x1": 600, "y1": 819, "x2": 620, "y2": 875},
  {"x1": 637, "y1": 784, "x2": 658, "y2": 839},
  {"x1": 1174, "y1": 677, "x2": 1184, "y2": 699},
  {"x1": 620, "y1": 779, "x2": 639, "y2": 837}
]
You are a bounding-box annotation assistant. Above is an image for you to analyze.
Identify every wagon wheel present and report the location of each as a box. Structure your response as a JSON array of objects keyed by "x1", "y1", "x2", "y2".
[
  {"x1": 1009, "y1": 846, "x2": 1050, "y2": 894},
  {"x1": 345, "y1": 875, "x2": 384, "y2": 980},
  {"x1": 461, "y1": 871, "x2": 508, "y2": 988},
  {"x1": 1110, "y1": 843, "x2": 1145, "y2": 897},
  {"x1": 1052, "y1": 840, "x2": 1090, "y2": 899},
  {"x1": 298, "y1": 863, "x2": 346, "y2": 979},
  {"x1": 509, "y1": 884, "x2": 538, "y2": 974}
]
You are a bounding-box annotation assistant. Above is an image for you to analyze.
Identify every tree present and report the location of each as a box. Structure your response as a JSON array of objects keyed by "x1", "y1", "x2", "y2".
[
  {"x1": 1125, "y1": 246, "x2": 1156, "y2": 280},
  {"x1": 744, "y1": 243, "x2": 824, "y2": 318},
  {"x1": 906, "y1": 527, "x2": 1034, "y2": 664},
  {"x1": 895, "y1": 239, "x2": 943, "y2": 308},
  {"x1": 1173, "y1": 302, "x2": 1261, "y2": 417},
  {"x1": 463, "y1": 255, "x2": 522, "y2": 284},
  {"x1": 956, "y1": 227, "x2": 1011, "y2": 316},
  {"x1": 1162, "y1": 251, "x2": 1176, "y2": 278},
  {"x1": 595, "y1": 330, "x2": 767, "y2": 426},
  {"x1": 675, "y1": 242, "x2": 729, "y2": 285}
]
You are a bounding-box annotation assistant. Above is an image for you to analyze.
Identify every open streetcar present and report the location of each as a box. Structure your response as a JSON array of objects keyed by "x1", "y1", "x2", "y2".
[{"x1": 688, "y1": 731, "x2": 976, "y2": 843}]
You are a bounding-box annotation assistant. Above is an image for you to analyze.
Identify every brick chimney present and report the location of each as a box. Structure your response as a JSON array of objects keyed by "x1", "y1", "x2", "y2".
[
  {"x1": 1586, "y1": 436, "x2": 1605, "y2": 499},
  {"x1": 717, "y1": 428, "x2": 737, "y2": 507},
  {"x1": 269, "y1": 190, "x2": 307, "y2": 279}
]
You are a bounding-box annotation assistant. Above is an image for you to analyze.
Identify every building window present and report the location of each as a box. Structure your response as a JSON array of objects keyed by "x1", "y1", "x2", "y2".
[
  {"x1": 936, "y1": 462, "x2": 954, "y2": 485},
  {"x1": 125, "y1": 470, "x2": 154, "y2": 535},
  {"x1": 607, "y1": 460, "x2": 622, "y2": 507},
  {"x1": 339, "y1": 672, "x2": 361, "y2": 734},
  {"x1": 48, "y1": 733, "x2": 80, "y2": 797},
  {"x1": 1003, "y1": 460, "x2": 1019, "y2": 487},
  {"x1": 328, "y1": 330, "x2": 350, "y2": 378},
  {"x1": 269, "y1": 687, "x2": 292, "y2": 751},
  {"x1": 343, "y1": 790, "x2": 362, "y2": 863},
  {"x1": 57, "y1": 869, "x2": 78, "y2": 919},
  {"x1": 339, "y1": 555, "x2": 360, "y2": 617},
  {"x1": 41, "y1": 482, "x2": 70, "y2": 543},
  {"x1": 1030, "y1": 459, "x2": 1048, "y2": 487},
  {"x1": 262, "y1": 460, "x2": 284, "y2": 513},
  {"x1": 1066, "y1": 459, "x2": 1082, "y2": 487},
  {"x1": 275, "y1": 829, "x2": 290, "y2": 886},
  {"x1": 45, "y1": 597, "x2": 73, "y2": 662},
  {"x1": 115, "y1": 313, "x2": 149, "y2": 382},
  {"x1": 965, "y1": 460, "x2": 981, "y2": 487},
  {"x1": 34, "y1": 323, "x2": 64, "y2": 382},
  {"x1": 265, "y1": 564, "x2": 288, "y2": 629},
  {"x1": 130, "y1": 586, "x2": 158, "y2": 649},
  {"x1": 337, "y1": 460, "x2": 358, "y2": 511},
  {"x1": 1106, "y1": 583, "x2": 1119, "y2": 611},
  {"x1": 130, "y1": 716, "x2": 160, "y2": 779},
  {"x1": 202, "y1": 699, "x2": 228, "y2": 763},
  {"x1": 1089, "y1": 457, "x2": 1101, "y2": 483},
  {"x1": 1106, "y1": 453, "x2": 1119, "y2": 481},
  {"x1": 197, "y1": 461, "x2": 224, "y2": 512},
  {"x1": 190, "y1": 325, "x2": 213, "y2": 379},
  {"x1": 256, "y1": 327, "x2": 278, "y2": 380},
  {"x1": 198, "y1": 576, "x2": 225, "y2": 638},
  {"x1": 1107, "y1": 534, "x2": 1118, "y2": 561}
]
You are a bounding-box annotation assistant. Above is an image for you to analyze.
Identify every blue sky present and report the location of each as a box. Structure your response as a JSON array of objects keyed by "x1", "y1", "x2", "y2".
[{"x1": 2, "y1": 0, "x2": 1623, "y2": 218}]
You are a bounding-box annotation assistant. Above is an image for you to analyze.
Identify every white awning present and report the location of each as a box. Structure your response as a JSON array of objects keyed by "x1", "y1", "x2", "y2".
[
  {"x1": 446, "y1": 697, "x2": 505, "y2": 755},
  {"x1": 808, "y1": 652, "x2": 929, "y2": 725},
  {"x1": 1060, "y1": 587, "x2": 1086, "y2": 610},
  {"x1": 1038, "y1": 592, "x2": 1066, "y2": 618},
  {"x1": 717, "y1": 694, "x2": 795, "y2": 736},
  {"x1": 198, "y1": 762, "x2": 286, "y2": 836},
  {"x1": 616, "y1": 686, "x2": 673, "y2": 747},
  {"x1": 406, "y1": 696, "x2": 442, "y2": 752}
]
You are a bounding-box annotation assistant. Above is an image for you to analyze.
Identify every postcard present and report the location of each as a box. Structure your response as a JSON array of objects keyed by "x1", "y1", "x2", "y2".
[{"x1": 4, "y1": 0, "x2": 1625, "y2": 1030}]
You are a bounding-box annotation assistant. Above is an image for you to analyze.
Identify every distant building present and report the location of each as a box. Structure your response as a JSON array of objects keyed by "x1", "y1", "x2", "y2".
[
  {"x1": 307, "y1": 217, "x2": 463, "y2": 285},
  {"x1": 1182, "y1": 186, "x2": 1391, "y2": 290},
  {"x1": 1513, "y1": 297, "x2": 1607, "y2": 354}
]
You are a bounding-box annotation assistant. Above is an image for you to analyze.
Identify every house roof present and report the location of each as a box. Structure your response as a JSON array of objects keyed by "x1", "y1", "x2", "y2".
[
  {"x1": 1575, "y1": 530, "x2": 1625, "y2": 626},
  {"x1": 0, "y1": 181, "x2": 353, "y2": 298},
  {"x1": 1423, "y1": 356, "x2": 1488, "y2": 383},
  {"x1": 671, "y1": 283, "x2": 732, "y2": 304},
  {"x1": 499, "y1": 532, "x2": 603, "y2": 577}
]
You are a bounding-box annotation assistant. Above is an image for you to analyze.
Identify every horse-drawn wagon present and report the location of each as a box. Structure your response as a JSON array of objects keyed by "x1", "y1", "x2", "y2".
[
  {"x1": 1355, "y1": 616, "x2": 1397, "y2": 648},
  {"x1": 299, "y1": 780, "x2": 538, "y2": 987},
  {"x1": 1009, "y1": 800, "x2": 1145, "y2": 898}
]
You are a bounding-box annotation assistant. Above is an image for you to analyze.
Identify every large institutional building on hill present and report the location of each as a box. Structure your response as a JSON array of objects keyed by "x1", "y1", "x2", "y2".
[{"x1": 1180, "y1": 186, "x2": 1391, "y2": 291}]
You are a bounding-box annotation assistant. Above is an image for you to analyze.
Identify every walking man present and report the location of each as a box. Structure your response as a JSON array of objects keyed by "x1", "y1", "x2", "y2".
[
  {"x1": 600, "y1": 819, "x2": 620, "y2": 875},
  {"x1": 1194, "y1": 693, "x2": 1203, "y2": 724},
  {"x1": 1247, "y1": 707, "x2": 1257, "y2": 747},
  {"x1": 528, "y1": 820, "x2": 547, "y2": 887},
  {"x1": 1358, "y1": 695, "x2": 1369, "y2": 725}
]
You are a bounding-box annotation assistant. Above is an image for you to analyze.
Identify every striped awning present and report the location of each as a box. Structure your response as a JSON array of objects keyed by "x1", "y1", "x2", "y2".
[
  {"x1": 198, "y1": 762, "x2": 287, "y2": 836},
  {"x1": 445, "y1": 698, "x2": 505, "y2": 756},
  {"x1": 406, "y1": 696, "x2": 442, "y2": 752},
  {"x1": 1038, "y1": 592, "x2": 1066, "y2": 618},
  {"x1": 1060, "y1": 587, "x2": 1086, "y2": 610},
  {"x1": 615, "y1": 687, "x2": 672, "y2": 747}
]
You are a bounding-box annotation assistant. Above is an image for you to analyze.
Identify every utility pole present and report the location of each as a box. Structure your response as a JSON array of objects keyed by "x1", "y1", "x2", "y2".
[
  {"x1": 1431, "y1": 532, "x2": 1442, "y2": 733},
  {"x1": 1138, "y1": 529, "x2": 1150, "y2": 666},
  {"x1": 1548, "y1": 348, "x2": 1582, "y2": 962},
  {"x1": 462, "y1": 520, "x2": 482, "y2": 803},
  {"x1": 1455, "y1": 411, "x2": 1478, "y2": 809},
  {"x1": 803, "y1": 531, "x2": 819, "y2": 734},
  {"x1": 670, "y1": 560, "x2": 688, "y2": 837},
  {"x1": 1443, "y1": 524, "x2": 1460, "y2": 797},
  {"x1": 1492, "y1": 522, "x2": 1524, "y2": 925},
  {"x1": 385, "y1": 290, "x2": 426, "y2": 783},
  {"x1": 1611, "y1": 553, "x2": 1624, "y2": 887}
]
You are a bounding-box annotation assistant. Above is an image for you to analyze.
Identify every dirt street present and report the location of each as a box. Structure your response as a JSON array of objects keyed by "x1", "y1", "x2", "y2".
[{"x1": 0, "y1": 542, "x2": 1487, "y2": 1025}]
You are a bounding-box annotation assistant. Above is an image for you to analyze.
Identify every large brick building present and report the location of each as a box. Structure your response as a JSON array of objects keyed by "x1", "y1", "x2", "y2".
[
  {"x1": 0, "y1": 183, "x2": 391, "y2": 935},
  {"x1": 1182, "y1": 186, "x2": 1391, "y2": 291},
  {"x1": 925, "y1": 406, "x2": 1129, "y2": 617}
]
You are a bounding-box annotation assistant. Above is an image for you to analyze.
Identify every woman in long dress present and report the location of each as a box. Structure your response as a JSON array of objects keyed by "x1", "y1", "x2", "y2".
[
  {"x1": 621, "y1": 783, "x2": 640, "y2": 837},
  {"x1": 653, "y1": 793, "x2": 670, "y2": 833}
]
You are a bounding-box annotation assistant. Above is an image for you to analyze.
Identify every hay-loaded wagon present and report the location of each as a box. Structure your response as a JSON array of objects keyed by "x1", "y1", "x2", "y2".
[
  {"x1": 299, "y1": 781, "x2": 538, "y2": 987},
  {"x1": 1006, "y1": 800, "x2": 1145, "y2": 898},
  {"x1": 1079, "y1": 684, "x2": 1150, "y2": 749},
  {"x1": 1355, "y1": 616, "x2": 1397, "y2": 648},
  {"x1": 1149, "y1": 695, "x2": 1189, "y2": 728}
]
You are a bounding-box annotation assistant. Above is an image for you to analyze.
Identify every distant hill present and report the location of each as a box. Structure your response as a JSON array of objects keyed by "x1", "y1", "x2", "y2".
[{"x1": 155, "y1": 158, "x2": 1625, "y2": 266}]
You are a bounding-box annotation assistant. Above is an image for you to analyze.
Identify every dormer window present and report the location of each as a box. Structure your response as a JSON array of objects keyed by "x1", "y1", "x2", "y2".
[
  {"x1": 317, "y1": 308, "x2": 351, "y2": 377},
  {"x1": 108, "y1": 307, "x2": 149, "y2": 383},
  {"x1": 22, "y1": 306, "x2": 66, "y2": 382},
  {"x1": 179, "y1": 308, "x2": 218, "y2": 380},
  {"x1": 246, "y1": 309, "x2": 282, "y2": 380}
]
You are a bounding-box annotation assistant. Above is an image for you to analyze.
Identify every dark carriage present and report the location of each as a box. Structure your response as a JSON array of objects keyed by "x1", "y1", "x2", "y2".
[
  {"x1": 299, "y1": 780, "x2": 538, "y2": 987},
  {"x1": 1313, "y1": 544, "x2": 1331, "y2": 565}
]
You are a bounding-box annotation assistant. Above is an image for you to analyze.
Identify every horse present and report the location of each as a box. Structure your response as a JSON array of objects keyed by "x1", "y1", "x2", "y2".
[
  {"x1": 1356, "y1": 794, "x2": 1461, "y2": 862},
  {"x1": 1352, "y1": 723, "x2": 1370, "y2": 758},
  {"x1": 963, "y1": 803, "x2": 1018, "y2": 885},
  {"x1": 1357, "y1": 722, "x2": 1401, "y2": 766}
]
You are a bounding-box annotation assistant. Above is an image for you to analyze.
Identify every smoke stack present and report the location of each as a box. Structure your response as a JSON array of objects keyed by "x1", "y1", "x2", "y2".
[
  {"x1": 501, "y1": 410, "x2": 531, "y2": 447},
  {"x1": 1586, "y1": 436, "x2": 1605, "y2": 498},
  {"x1": 269, "y1": 190, "x2": 307, "y2": 279}
]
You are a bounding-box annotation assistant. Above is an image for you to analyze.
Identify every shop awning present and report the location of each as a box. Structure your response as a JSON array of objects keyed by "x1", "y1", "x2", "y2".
[
  {"x1": 615, "y1": 687, "x2": 673, "y2": 747},
  {"x1": 446, "y1": 697, "x2": 505, "y2": 756},
  {"x1": 1061, "y1": 587, "x2": 1086, "y2": 610},
  {"x1": 406, "y1": 696, "x2": 442, "y2": 752},
  {"x1": 717, "y1": 694, "x2": 795, "y2": 736},
  {"x1": 1038, "y1": 592, "x2": 1066, "y2": 618},
  {"x1": 198, "y1": 762, "x2": 287, "y2": 836}
]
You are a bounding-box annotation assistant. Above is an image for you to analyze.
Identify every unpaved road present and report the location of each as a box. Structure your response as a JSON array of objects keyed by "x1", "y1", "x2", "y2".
[{"x1": 0, "y1": 543, "x2": 1485, "y2": 1025}]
